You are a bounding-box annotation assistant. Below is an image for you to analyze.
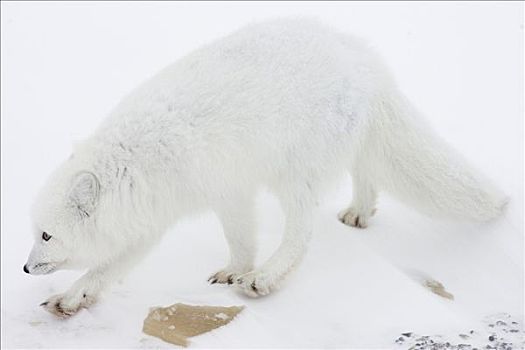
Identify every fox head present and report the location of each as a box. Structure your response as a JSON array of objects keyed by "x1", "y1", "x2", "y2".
[{"x1": 24, "y1": 166, "x2": 103, "y2": 275}]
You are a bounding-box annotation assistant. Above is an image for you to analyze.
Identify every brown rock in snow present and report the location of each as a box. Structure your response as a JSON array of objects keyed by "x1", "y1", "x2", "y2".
[{"x1": 143, "y1": 303, "x2": 244, "y2": 347}]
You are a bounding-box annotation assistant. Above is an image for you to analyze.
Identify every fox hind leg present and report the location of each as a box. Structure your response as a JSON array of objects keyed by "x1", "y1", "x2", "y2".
[{"x1": 338, "y1": 165, "x2": 378, "y2": 228}]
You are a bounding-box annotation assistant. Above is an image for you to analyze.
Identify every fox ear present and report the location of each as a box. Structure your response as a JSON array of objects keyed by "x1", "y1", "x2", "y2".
[{"x1": 69, "y1": 171, "x2": 100, "y2": 218}]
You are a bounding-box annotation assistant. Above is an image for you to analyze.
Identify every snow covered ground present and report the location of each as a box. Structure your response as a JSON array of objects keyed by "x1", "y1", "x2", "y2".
[{"x1": 1, "y1": 2, "x2": 523, "y2": 348}]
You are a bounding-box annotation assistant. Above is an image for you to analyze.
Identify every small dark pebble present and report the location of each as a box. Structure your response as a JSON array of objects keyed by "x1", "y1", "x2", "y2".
[
  {"x1": 489, "y1": 335, "x2": 495, "y2": 341},
  {"x1": 496, "y1": 321, "x2": 508, "y2": 326},
  {"x1": 470, "y1": 330, "x2": 475, "y2": 334},
  {"x1": 402, "y1": 332, "x2": 412, "y2": 337},
  {"x1": 509, "y1": 329, "x2": 518, "y2": 333},
  {"x1": 396, "y1": 336, "x2": 404, "y2": 342},
  {"x1": 511, "y1": 321, "x2": 518, "y2": 325},
  {"x1": 489, "y1": 324, "x2": 495, "y2": 328},
  {"x1": 459, "y1": 334, "x2": 469, "y2": 339}
]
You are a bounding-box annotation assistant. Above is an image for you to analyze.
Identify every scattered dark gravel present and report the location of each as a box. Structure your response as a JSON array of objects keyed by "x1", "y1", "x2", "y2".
[{"x1": 393, "y1": 313, "x2": 524, "y2": 350}]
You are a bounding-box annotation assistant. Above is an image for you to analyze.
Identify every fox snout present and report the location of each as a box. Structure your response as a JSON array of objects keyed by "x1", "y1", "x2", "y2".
[{"x1": 23, "y1": 262, "x2": 58, "y2": 275}]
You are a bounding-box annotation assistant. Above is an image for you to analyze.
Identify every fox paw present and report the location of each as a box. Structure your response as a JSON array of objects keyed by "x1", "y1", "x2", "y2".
[
  {"x1": 208, "y1": 266, "x2": 251, "y2": 285},
  {"x1": 234, "y1": 270, "x2": 279, "y2": 297},
  {"x1": 338, "y1": 207, "x2": 376, "y2": 228},
  {"x1": 40, "y1": 292, "x2": 96, "y2": 318}
]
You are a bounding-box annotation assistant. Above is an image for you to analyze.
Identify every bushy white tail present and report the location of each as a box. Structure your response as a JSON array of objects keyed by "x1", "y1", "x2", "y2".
[{"x1": 364, "y1": 92, "x2": 508, "y2": 221}]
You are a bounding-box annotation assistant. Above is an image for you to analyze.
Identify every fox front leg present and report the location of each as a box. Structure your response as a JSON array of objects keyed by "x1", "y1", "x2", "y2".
[
  {"x1": 41, "y1": 244, "x2": 151, "y2": 318},
  {"x1": 40, "y1": 271, "x2": 102, "y2": 318}
]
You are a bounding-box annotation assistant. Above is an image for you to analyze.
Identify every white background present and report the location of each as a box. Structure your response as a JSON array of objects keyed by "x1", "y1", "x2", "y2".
[{"x1": 1, "y1": 2, "x2": 523, "y2": 348}]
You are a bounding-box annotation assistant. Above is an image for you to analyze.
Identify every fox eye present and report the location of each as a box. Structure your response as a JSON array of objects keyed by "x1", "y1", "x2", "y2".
[{"x1": 42, "y1": 232, "x2": 52, "y2": 241}]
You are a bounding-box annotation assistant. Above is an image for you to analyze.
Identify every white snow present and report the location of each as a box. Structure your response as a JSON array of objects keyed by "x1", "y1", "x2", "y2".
[
  {"x1": 1, "y1": 2, "x2": 523, "y2": 349},
  {"x1": 215, "y1": 313, "x2": 229, "y2": 321},
  {"x1": 152, "y1": 311, "x2": 162, "y2": 322}
]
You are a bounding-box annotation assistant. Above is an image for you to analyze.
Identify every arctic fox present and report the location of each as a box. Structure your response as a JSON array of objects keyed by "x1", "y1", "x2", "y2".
[{"x1": 24, "y1": 19, "x2": 507, "y2": 317}]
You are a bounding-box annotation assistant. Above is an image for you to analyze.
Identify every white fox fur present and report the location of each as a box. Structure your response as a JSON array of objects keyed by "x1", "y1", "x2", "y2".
[{"x1": 25, "y1": 19, "x2": 507, "y2": 317}]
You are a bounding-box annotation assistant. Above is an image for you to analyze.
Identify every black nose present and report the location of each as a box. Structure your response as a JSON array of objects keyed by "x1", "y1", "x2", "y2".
[{"x1": 23, "y1": 264, "x2": 30, "y2": 274}]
